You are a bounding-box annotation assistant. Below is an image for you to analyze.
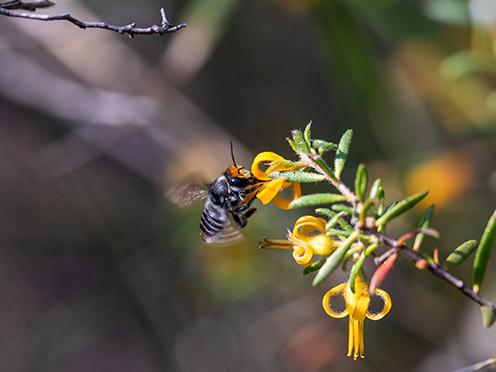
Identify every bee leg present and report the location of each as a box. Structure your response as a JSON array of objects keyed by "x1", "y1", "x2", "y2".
[
  {"x1": 232, "y1": 213, "x2": 248, "y2": 228},
  {"x1": 244, "y1": 208, "x2": 257, "y2": 219}
]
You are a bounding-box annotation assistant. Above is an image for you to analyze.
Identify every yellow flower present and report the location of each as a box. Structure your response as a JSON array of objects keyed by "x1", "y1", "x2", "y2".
[
  {"x1": 251, "y1": 152, "x2": 301, "y2": 209},
  {"x1": 322, "y1": 275, "x2": 391, "y2": 360},
  {"x1": 259, "y1": 215, "x2": 339, "y2": 266}
]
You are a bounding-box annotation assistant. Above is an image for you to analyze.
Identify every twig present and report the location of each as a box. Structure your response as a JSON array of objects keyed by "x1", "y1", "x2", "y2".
[
  {"x1": 0, "y1": 5, "x2": 186, "y2": 37},
  {"x1": 1, "y1": 0, "x2": 54, "y2": 11},
  {"x1": 366, "y1": 228, "x2": 496, "y2": 313}
]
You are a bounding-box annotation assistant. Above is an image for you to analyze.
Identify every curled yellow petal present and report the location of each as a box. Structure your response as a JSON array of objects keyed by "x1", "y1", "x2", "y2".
[
  {"x1": 292, "y1": 244, "x2": 313, "y2": 265},
  {"x1": 256, "y1": 178, "x2": 285, "y2": 205},
  {"x1": 366, "y1": 288, "x2": 392, "y2": 320},
  {"x1": 294, "y1": 216, "x2": 327, "y2": 237},
  {"x1": 272, "y1": 182, "x2": 301, "y2": 210},
  {"x1": 322, "y1": 283, "x2": 348, "y2": 318},
  {"x1": 251, "y1": 152, "x2": 285, "y2": 180}
]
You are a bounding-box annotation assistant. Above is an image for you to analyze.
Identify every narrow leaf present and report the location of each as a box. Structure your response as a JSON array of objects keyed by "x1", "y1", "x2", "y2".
[
  {"x1": 271, "y1": 160, "x2": 303, "y2": 168},
  {"x1": 375, "y1": 189, "x2": 430, "y2": 228},
  {"x1": 302, "y1": 258, "x2": 327, "y2": 276},
  {"x1": 267, "y1": 171, "x2": 325, "y2": 183},
  {"x1": 325, "y1": 211, "x2": 348, "y2": 231},
  {"x1": 349, "y1": 251, "x2": 366, "y2": 293},
  {"x1": 331, "y1": 204, "x2": 353, "y2": 214},
  {"x1": 287, "y1": 138, "x2": 299, "y2": 154},
  {"x1": 304, "y1": 121, "x2": 312, "y2": 147},
  {"x1": 369, "y1": 179, "x2": 381, "y2": 199},
  {"x1": 376, "y1": 187, "x2": 385, "y2": 216},
  {"x1": 355, "y1": 164, "x2": 368, "y2": 202},
  {"x1": 292, "y1": 129, "x2": 311, "y2": 154},
  {"x1": 334, "y1": 129, "x2": 353, "y2": 179},
  {"x1": 316, "y1": 208, "x2": 353, "y2": 231},
  {"x1": 312, "y1": 139, "x2": 338, "y2": 152},
  {"x1": 473, "y1": 209, "x2": 496, "y2": 293},
  {"x1": 313, "y1": 229, "x2": 361, "y2": 286},
  {"x1": 413, "y1": 204, "x2": 435, "y2": 252},
  {"x1": 290, "y1": 193, "x2": 348, "y2": 208},
  {"x1": 443, "y1": 240, "x2": 478, "y2": 270}
]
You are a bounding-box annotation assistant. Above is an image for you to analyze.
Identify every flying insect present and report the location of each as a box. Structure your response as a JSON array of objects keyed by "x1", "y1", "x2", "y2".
[{"x1": 166, "y1": 143, "x2": 266, "y2": 243}]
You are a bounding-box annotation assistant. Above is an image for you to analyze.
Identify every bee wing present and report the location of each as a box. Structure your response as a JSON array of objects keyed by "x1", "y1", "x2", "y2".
[
  {"x1": 205, "y1": 223, "x2": 245, "y2": 246},
  {"x1": 165, "y1": 177, "x2": 210, "y2": 208}
]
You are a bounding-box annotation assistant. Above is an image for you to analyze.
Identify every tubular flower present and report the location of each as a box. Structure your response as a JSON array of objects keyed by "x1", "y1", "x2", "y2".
[
  {"x1": 259, "y1": 216, "x2": 340, "y2": 266},
  {"x1": 290, "y1": 216, "x2": 339, "y2": 265},
  {"x1": 322, "y1": 275, "x2": 391, "y2": 360},
  {"x1": 251, "y1": 152, "x2": 301, "y2": 209}
]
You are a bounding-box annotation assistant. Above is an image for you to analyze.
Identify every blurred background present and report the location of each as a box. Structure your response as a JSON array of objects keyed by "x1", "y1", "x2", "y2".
[{"x1": 0, "y1": 0, "x2": 496, "y2": 371}]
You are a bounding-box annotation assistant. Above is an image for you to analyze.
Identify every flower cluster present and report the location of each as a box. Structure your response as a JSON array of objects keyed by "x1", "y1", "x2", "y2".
[{"x1": 251, "y1": 126, "x2": 396, "y2": 361}]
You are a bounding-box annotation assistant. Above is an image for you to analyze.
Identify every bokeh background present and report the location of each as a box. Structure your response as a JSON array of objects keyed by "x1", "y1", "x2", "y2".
[{"x1": 0, "y1": 0, "x2": 496, "y2": 371}]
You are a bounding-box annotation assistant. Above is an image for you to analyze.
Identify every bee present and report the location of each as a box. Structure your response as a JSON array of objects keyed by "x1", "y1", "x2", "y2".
[{"x1": 166, "y1": 143, "x2": 266, "y2": 243}]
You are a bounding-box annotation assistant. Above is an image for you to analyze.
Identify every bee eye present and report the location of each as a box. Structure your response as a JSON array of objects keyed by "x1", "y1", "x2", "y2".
[{"x1": 230, "y1": 177, "x2": 249, "y2": 188}]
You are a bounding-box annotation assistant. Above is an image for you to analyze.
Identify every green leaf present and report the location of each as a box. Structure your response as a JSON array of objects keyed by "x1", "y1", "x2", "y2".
[
  {"x1": 312, "y1": 139, "x2": 338, "y2": 152},
  {"x1": 290, "y1": 193, "x2": 348, "y2": 208},
  {"x1": 364, "y1": 242, "x2": 380, "y2": 255},
  {"x1": 369, "y1": 178, "x2": 381, "y2": 199},
  {"x1": 315, "y1": 208, "x2": 353, "y2": 231},
  {"x1": 375, "y1": 189, "x2": 429, "y2": 228},
  {"x1": 376, "y1": 187, "x2": 385, "y2": 216},
  {"x1": 313, "y1": 229, "x2": 360, "y2": 286},
  {"x1": 302, "y1": 258, "x2": 327, "y2": 276},
  {"x1": 413, "y1": 204, "x2": 435, "y2": 252},
  {"x1": 442, "y1": 240, "x2": 478, "y2": 271},
  {"x1": 304, "y1": 122, "x2": 312, "y2": 148},
  {"x1": 349, "y1": 250, "x2": 366, "y2": 293},
  {"x1": 292, "y1": 129, "x2": 312, "y2": 154},
  {"x1": 334, "y1": 129, "x2": 353, "y2": 179},
  {"x1": 271, "y1": 160, "x2": 302, "y2": 168},
  {"x1": 355, "y1": 164, "x2": 368, "y2": 202},
  {"x1": 267, "y1": 171, "x2": 325, "y2": 183},
  {"x1": 481, "y1": 306, "x2": 496, "y2": 328},
  {"x1": 473, "y1": 209, "x2": 496, "y2": 293},
  {"x1": 288, "y1": 138, "x2": 299, "y2": 154},
  {"x1": 331, "y1": 204, "x2": 353, "y2": 214},
  {"x1": 325, "y1": 211, "x2": 348, "y2": 231}
]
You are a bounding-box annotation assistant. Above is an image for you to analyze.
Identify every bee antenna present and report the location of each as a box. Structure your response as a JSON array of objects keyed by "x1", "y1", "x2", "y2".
[{"x1": 230, "y1": 141, "x2": 237, "y2": 167}]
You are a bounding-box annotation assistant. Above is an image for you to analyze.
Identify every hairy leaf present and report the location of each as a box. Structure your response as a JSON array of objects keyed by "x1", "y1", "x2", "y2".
[
  {"x1": 334, "y1": 129, "x2": 353, "y2": 179},
  {"x1": 290, "y1": 193, "x2": 348, "y2": 208},
  {"x1": 267, "y1": 171, "x2": 325, "y2": 183}
]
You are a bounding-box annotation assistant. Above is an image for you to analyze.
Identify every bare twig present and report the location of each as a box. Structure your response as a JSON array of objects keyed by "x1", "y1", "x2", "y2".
[
  {"x1": 366, "y1": 227, "x2": 496, "y2": 313},
  {"x1": 0, "y1": 4, "x2": 186, "y2": 37},
  {"x1": 1, "y1": 0, "x2": 54, "y2": 11}
]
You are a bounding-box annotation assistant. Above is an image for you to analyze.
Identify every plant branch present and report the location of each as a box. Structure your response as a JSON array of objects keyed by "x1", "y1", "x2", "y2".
[
  {"x1": 0, "y1": 5, "x2": 186, "y2": 37},
  {"x1": 1, "y1": 0, "x2": 54, "y2": 11},
  {"x1": 367, "y1": 228, "x2": 496, "y2": 313},
  {"x1": 308, "y1": 155, "x2": 358, "y2": 203}
]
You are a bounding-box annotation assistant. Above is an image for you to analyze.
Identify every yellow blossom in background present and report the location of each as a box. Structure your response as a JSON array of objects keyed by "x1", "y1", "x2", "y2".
[
  {"x1": 251, "y1": 151, "x2": 301, "y2": 209},
  {"x1": 405, "y1": 151, "x2": 474, "y2": 209},
  {"x1": 322, "y1": 276, "x2": 391, "y2": 360}
]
